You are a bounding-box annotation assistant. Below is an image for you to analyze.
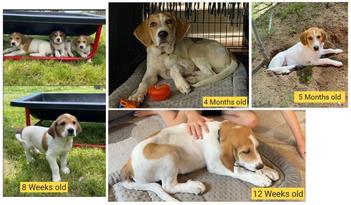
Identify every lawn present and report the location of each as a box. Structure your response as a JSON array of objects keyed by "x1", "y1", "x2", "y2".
[
  {"x1": 3, "y1": 86, "x2": 106, "y2": 196},
  {"x1": 3, "y1": 26, "x2": 106, "y2": 86}
]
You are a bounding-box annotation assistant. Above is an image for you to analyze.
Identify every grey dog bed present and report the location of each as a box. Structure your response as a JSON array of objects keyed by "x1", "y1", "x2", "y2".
[
  {"x1": 109, "y1": 60, "x2": 248, "y2": 108},
  {"x1": 108, "y1": 112, "x2": 305, "y2": 201}
]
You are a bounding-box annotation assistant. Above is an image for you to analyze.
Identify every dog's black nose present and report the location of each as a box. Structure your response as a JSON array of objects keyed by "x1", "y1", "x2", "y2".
[
  {"x1": 79, "y1": 45, "x2": 84, "y2": 49},
  {"x1": 256, "y1": 163, "x2": 264, "y2": 170},
  {"x1": 68, "y1": 128, "x2": 74, "y2": 134},
  {"x1": 313, "y1": 46, "x2": 319, "y2": 51},
  {"x1": 158, "y1": 31, "x2": 168, "y2": 39},
  {"x1": 11, "y1": 42, "x2": 15, "y2": 46}
]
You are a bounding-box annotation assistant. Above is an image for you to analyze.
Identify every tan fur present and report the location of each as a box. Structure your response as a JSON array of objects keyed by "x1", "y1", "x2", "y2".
[
  {"x1": 48, "y1": 114, "x2": 81, "y2": 138},
  {"x1": 11, "y1": 32, "x2": 32, "y2": 52},
  {"x1": 16, "y1": 127, "x2": 24, "y2": 134},
  {"x1": 143, "y1": 143, "x2": 179, "y2": 159},
  {"x1": 300, "y1": 27, "x2": 327, "y2": 46},
  {"x1": 172, "y1": 14, "x2": 190, "y2": 42},
  {"x1": 120, "y1": 157, "x2": 134, "y2": 181},
  {"x1": 219, "y1": 121, "x2": 255, "y2": 172},
  {"x1": 42, "y1": 132, "x2": 48, "y2": 151},
  {"x1": 134, "y1": 17, "x2": 153, "y2": 47}
]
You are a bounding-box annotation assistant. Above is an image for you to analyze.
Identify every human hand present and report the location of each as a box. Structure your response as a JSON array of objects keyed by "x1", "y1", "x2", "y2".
[{"x1": 186, "y1": 111, "x2": 213, "y2": 139}]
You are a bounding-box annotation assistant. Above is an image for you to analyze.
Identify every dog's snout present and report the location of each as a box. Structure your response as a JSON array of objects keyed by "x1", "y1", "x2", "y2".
[
  {"x1": 256, "y1": 163, "x2": 264, "y2": 170},
  {"x1": 158, "y1": 31, "x2": 168, "y2": 39},
  {"x1": 67, "y1": 128, "x2": 74, "y2": 134},
  {"x1": 313, "y1": 46, "x2": 319, "y2": 51},
  {"x1": 11, "y1": 42, "x2": 15, "y2": 46},
  {"x1": 79, "y1": 45, "x2": 84, "y2": 49}
]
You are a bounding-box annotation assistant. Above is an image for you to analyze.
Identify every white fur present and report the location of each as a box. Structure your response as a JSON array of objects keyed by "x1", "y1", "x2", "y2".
[
  {"x1": 4, "y1": 35, "x2": 52, "y2": 57},
  {"x1": 122, "y1": 121, "x2": 279, "y2": 201},
  {"x1": 65, "y1": 36, "x2": 92, "y2": 62}
]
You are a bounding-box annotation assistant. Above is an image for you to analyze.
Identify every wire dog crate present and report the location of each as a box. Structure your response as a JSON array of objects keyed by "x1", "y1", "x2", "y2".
[{"x1": 142, "y1": 2, "x2": 249, "y2": 52}]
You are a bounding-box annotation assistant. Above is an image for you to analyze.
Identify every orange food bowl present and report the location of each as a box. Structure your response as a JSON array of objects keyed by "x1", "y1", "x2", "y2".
[{"x1": 148, "y1": 84, "x2": 171, "y2": 101}]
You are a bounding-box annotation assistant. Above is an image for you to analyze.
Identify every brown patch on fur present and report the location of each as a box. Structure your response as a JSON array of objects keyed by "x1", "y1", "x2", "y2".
[
  {"x1": 172, "y1": 14, "x2": 190, "y2": 42},
  {"x1": 134, "y1": 16, "x2": 153, "y2": 47},
  {"x1": 42, "y1": 132, "x2": 48, "y2": 151},
  {"x1": 120, "y1": 158, "x2": 134, "y2": 181},
  {"x1": 143, "y1": 143, "x2": 179, "y2": 159},
  {"x1": 16, "y1": 127, "x2": 24, "y2": 134},
  {"x1": 219, "y1": 121, "x2": 254, "y2": 172}
]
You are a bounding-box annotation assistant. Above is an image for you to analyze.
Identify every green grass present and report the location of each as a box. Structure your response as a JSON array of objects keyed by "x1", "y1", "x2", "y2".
[
  {"x1": 3, "y1": 86, "x2": 106, "y2": 196},
  {"x1": 3, "y1": 26, "x2": 106, "y2": 86}
]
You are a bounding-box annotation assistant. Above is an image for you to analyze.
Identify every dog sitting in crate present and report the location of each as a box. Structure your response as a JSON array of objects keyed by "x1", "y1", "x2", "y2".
[{"x1": 129, "y1": 12, "x2": 239, "y2": 103}]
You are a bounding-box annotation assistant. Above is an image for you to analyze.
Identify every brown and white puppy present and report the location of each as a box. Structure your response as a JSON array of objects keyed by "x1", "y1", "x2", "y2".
[
  {"x1": 129, "y1": 13, "x2": 238, "y2": 102},
  {"x1": 65, "y1": 35, "x2": 93, "y2": 62},
  {"x1": 4, "y1": 32, "x2": 52, "y2": 56},
  {"x1": 15, "y1": 113, "x2": 81, "y2": 182},
  {"x1": 268, "y1": 27, "x2": 343, "y2": 74},
  {"x1": 120, "y1": 120, "x2": 279, "y2": 201},
  {"x1": 50, "y1": 30, "x2": 67, "y2": 57}
]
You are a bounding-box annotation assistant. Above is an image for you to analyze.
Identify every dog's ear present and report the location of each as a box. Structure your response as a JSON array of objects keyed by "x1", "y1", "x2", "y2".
[
  {"x1": 87, "y1": 36, "x2": 94, "y2": 45},
  {"x1": 76, "y1": 121, "x2": 82, "y2": 135},
  {"x1": 300, "y1": 30, "x2": 308, "y2": 46},
  {"x1": 134, "y1": 19, "x2": 153, "y2": 47},
  {"x1": 175, "y1": 16, "x2": 190, "y2": 42},
  {"x1": 320, "y1": 28, "x2": 327, "y2": 43},
  {"x1": 50, "y1": 31, "x2": 55, "y2": 40},
  {"x1": 220, "y1": 143, "x2": 235, "y2": 172},
  {"x1": 48, "y1": 120, "x2": 58, "y2": 138}
]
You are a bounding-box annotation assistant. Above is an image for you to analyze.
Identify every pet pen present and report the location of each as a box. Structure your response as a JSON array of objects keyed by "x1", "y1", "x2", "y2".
[{"x1": 3, "y1": 10, "x2": 105, "y2": 61}]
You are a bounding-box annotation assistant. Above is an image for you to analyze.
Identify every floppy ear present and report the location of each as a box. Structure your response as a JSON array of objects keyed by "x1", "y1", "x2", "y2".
[
  {"x1": 175, "y1": 16, "x2": 190, "y2": 42},
  {"x1": 88, "y1": 37, "x2": 94, "y2": 45},
  {"x1": 134, "y1": 19, "x2": 153, "y2": 47},
  {"x1": 76, "y1": 121, "x2": 82, "y2": 135},
  {"x1": 300, "y1": 31, "x2": 308, "y2": 46},
  {"x1": 320, "y1": 28, "x2": 327, "y2": 43},
  {"x1": 220, "y1": 143, "x2": 235, "y2": 172},
  {"x1": 50, "y1": 32, "x2": 55, "y2": 40},
  {"x1": 48, "y1": 121, "x2": 57, "y2": 138}
]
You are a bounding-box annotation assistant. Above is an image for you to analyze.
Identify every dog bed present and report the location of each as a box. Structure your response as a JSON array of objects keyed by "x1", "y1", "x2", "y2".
[
  {"x1": 108, "y1": 60, "x2": 248, "y2": 108},
  {"x1": 108, "y1": 111, "x2": 305, "y2": 201}
]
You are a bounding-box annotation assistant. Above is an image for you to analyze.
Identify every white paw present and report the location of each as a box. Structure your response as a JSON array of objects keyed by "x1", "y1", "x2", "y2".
[
  {"x1": 176, "y1": 81, "x2": 191, "y2": 94},
  {"x1": 259, "y1": 166, "x2": 279, "y2": 181},
  {"x1": 52, "y1": 175, "x2": 61, "y2": 182},
  {"x1": 186, "y1": 180, "x2": 206, "y2": 195},
  {"x1": 251, "y1": 173, "x2": 272, "y2": 187},
  {"x1": 333, "y1": 61, "x2": 343, "y2": 67},
  {"x1": 61, "y1": 167, "x2": 70, "y2": 174},
  {"x1": 186, "y1": 75, "x2": 198, "y2": 84},
  {"x1": 128, "y1": 93, "x2": 145, "y2": 103},
  {"x1": 334, "y1": 49, "x2": 343, "y2": 54}
]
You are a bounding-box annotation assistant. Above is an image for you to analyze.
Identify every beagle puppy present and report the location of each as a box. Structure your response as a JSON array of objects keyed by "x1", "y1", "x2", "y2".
[
  {"x1": 15, "y1": 113, "x2": 81, "y2": 182},
  {"x1": 129, "y1": 13, "x2": 238, "y2": 102},
  {"x1": 3, "y1": 32, "x2": 52, "y2": 57},
  {"x1": 268, "y1": 27, "x2": 343, "y2": 74},
  {"x1": 65, "y1": 35, "x2": 93, "y2": 62},
  {"x1": 120, "y1": 121, "x2": 279, "y2": 201},
  {"x1": 50, "y1": 30, "x2": 67, "y2": 57}
]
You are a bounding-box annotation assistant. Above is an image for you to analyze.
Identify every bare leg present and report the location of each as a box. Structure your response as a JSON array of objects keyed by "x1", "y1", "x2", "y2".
[
  {"x1": 221, "y1": 111, "x2": 259, "y2": 129},
  {"x1": 134, "y1": 110, "x2": 188, "y2": 127}
]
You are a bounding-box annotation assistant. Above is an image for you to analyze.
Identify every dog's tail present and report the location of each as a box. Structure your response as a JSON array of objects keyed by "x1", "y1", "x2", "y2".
[
  {"x1": 15, "y1": 127, "x2": 26, "y2": 143},
  {"x1": 192, "y1": 58, "x2": 238, "y2": 87},
  {"x1": 121, "y1": 181, "x2": 179, "y2": 202}
]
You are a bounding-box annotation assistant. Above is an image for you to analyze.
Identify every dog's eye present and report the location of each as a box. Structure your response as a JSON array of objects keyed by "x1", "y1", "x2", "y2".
[
  {"x1": 72, "y1": 121, "x2": 76, "y2": 125},
  {"x1": 83, "y1": 41, "x2": 86, "y2": 44},
  {"x1": 308, "y1": 36, "x2": 313, "y2": 40},
  {"x1": 165, "y1": 19, "x2": 172, "y2": 24},
  {"x1": 150, "y1": 22, "x2": 157, "y2": 27},
  {"x1": 16, "y1": 37, "x2": 20, "y2": 40},
  {"x1": 60, "y1": 122, "x2": 66, "y2": 126},
  {"x1": 317, "y1": 35, "x2": 321, "y2": 39},
  {"x1": 242, "y1": 149, "x2": 250, "y2": 154}
]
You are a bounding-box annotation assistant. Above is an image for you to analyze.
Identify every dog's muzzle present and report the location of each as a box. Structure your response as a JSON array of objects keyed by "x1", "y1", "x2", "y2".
[{"x1": 67, "y1": 128, "x2": 75, "y2": 136}]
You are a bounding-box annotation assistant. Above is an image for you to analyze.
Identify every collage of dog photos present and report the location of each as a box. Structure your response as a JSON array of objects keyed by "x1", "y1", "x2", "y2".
[{"x1": 1, "y1": 0, "x2": 351, "y2": 205}]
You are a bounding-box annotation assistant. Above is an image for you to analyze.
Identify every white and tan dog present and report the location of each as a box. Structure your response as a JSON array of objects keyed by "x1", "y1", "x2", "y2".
[
  {"x1": 50, "y1": 30, "x2": 67, "y2": 57},
  {"x1": 15, "y1": 113, "x2": 81, "y2": 182},
  {"x1": 129, "y1": 13, "x2": 238, "y2": 102},
  {"x1": 268, "y1": 27, "x2": 343, "y2": 74},
  {"x1": 65, "y1": 35, "x2": 93, "y2": 62},
  {"x1": 4, "y1": 32, "x2": 52, "y2": 56},
  {"x1": 120, "y1": 121, "x2": 279, "y2": 201}
]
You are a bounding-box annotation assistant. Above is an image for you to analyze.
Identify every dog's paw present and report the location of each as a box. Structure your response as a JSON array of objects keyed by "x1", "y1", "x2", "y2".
[
  {"x1": 185, "y1": 180, "x2": 206, "y2": 195},
  {"x1": 186, "y1": 75, "x2": 199, "y2": 84},
  {"x1": 334, "y1": 49, "x2": 343, "y2": 54},
  {"x1": 52, "y1": 175, "x2": 61, "y2": 182},
  {"x1": 251, "y1": 173, "x2": 272, "y2": 187},
  {"x1": 176, "y1": 81, "x2": 191, "y2": 94},
  {"x1": 61, "y1": 167, "x2": 70, "y2": 175},
  {"x1": 128, "y1": 93, "x2": 145, "y2": 103},
  {"x1": 333, "y1": 61, "x2": 343, "y2": 67},
  {"x1": 259, "y1": 166, "x2": 279, "y2": 181}
]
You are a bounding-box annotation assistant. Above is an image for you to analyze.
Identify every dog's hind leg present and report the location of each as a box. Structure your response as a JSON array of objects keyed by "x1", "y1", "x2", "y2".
[
  {"x1": 46, "y1": 152, "x2": 61, "y2": 182},
  {"x1": 162, "y1": 174, "x2": 206, "y2": 196}
]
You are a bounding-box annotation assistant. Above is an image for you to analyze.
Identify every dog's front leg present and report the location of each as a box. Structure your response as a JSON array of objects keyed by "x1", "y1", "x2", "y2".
[
  {"x1": 4, "y1": 50, "x2": 27, "y2": 56},
  {"x1": 313, "y1": 58, "x2": 343, "y2": 67},
  {"x1": 54, "y1": 50, "x2": 61, "y2": 57},
  {"x1": 257, "y1": 166, "x2": 279, "y2": 181},
  {"x1": 129, "y1": 71, "x2": 158, "y2": 102},
  {"x1": 3, "y1": 47, "x2": 18, "y2": 54},
  {"x1": 46, "y1": 153, "x2": 61, "y2": 182},
  {"x1": 170, "y1": 64, "x2": 191, "y2": 94},
  {"x1": 60, "y1": 152, "x2": 70, "y2": 175},
  {"x1": 321, "y1": 48, "x2": 343, "y2": 55}
]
